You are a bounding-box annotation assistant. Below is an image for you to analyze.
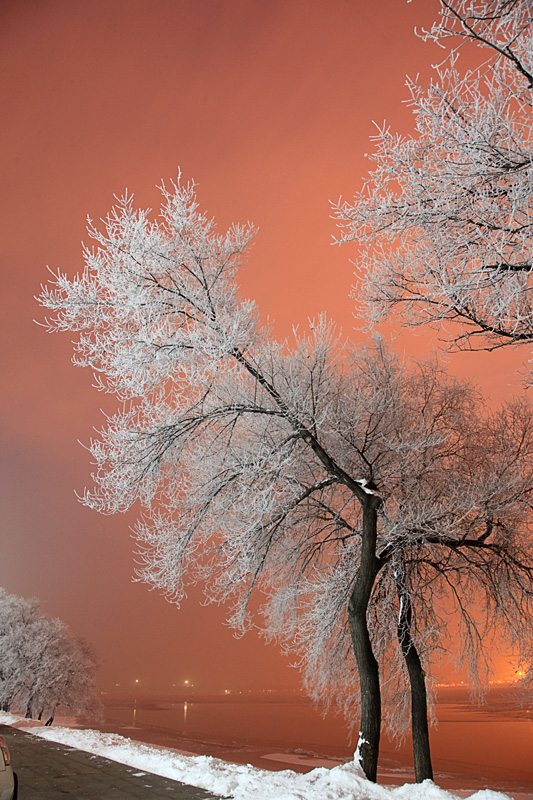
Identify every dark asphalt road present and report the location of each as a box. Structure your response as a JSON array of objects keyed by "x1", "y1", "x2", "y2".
[{"x1": 0, "y1": 725, "x2": 225, "y2": 799}]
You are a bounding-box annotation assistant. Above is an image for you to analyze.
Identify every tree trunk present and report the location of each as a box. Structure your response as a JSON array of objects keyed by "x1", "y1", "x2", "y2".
[
  {"x1": 396, "y1": 572, "x2": 433, "y2": 782},
  {"x1": 25, "y1": 689, "x2": 35, "y2": 719},
  {"x1": 347, "y1": 499, "x2": 381, "y2": 783},
  {"x1": 2, "y1": 695, "x2": 14, "y2": 713}
]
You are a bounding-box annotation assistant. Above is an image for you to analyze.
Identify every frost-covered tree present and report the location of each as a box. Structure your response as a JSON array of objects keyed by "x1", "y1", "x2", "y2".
[
  {"x1": 334, "y1": 0, "x2": 533, "y2": 374},
  {"x1": 38, "y1": 180, "x2": 533, "y2": 782},
  {"x1": 38, "y1": 181, "x2": 387, "y2": 778},
  {"x1": 23, "y1": 614, "x2": 66, "y2": 719},
  {"x1": 265, "y1": 363, "x2": 533, "y2": 782},
  {"x1": 0, "y1": 588, "x2": 100, "y2": 724},
  {"x1": 0, "y1": 590, "x2": 40, "y2": 712},
  {"x1": 33, "y1": 633, "x2": 100, "y2": 726}
]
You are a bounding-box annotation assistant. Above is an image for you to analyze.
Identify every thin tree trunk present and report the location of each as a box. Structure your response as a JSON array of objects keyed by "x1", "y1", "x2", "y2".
[
  {"x1": 25, "y1": 687, "x2": 36, "y2": 719},
  {"x1": 347, "y1": 499, "x2": 381, "y2": 783},
  {"x1": 2, "y1": 695, "x2": 14, "y2": 713},
  {"x1": 45, "y1": 703, "x2": 59, "y2": 726},
  {"x1": 396, "y1": 570, "x2": 433, "y2": 782}
]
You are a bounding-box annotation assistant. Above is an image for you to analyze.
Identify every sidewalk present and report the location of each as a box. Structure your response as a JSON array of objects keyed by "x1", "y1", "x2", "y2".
[{"x1": 0, "y1": 724, "x2": 224, "y2": 799}]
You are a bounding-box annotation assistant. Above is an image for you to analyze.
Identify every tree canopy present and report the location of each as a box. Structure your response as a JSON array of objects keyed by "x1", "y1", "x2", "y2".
[
  {"x1": 334, "y1": 0, "x2": 533, "y2": 371},
  {"x1": 0, "y1": 588, "x2": 101, "y2": 724},
  {"x1": 38, "y1": 177, "x2": 533, "y2": 780}
]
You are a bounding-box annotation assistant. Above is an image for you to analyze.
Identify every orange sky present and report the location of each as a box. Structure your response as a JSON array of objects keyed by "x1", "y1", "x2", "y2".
[{"x1": 1, "y1": 0, "x2": 525, "y2": 692}]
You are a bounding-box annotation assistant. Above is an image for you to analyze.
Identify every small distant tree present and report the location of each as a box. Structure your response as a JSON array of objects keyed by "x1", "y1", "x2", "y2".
[
  {"x1": 38, "y1": 180, "x2": 533, "y2": 781},
  {"x1": 35, "y1": 634, "x2": 100, "y2": 726},
  {"x1": 0, "y1": 589, "x2": 39, "y2": 712},
  {"x1": 334, "y1": 0, "x2": 533, "y2": 373},
  {"x1": 0, "y1": 589, "x2": 100, "y2": 724},
  {"x1": 23, "y1": 615, "x2": 66, "y2": 719}
]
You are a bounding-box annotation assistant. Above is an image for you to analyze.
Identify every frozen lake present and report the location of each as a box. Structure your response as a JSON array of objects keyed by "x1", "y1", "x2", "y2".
[{"x1": 99, "y1": 686, "x2": 533, "y2": 796}]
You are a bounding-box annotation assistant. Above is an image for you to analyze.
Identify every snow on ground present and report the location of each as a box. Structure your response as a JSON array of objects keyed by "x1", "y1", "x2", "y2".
[{"x1": 0, "y1": 712, "x2": 521, "y2": 800}]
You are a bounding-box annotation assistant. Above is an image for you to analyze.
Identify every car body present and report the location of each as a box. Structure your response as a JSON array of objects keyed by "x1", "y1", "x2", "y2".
[{"x1": 0, "y1": 736, "x2": 16, "y2": 800}]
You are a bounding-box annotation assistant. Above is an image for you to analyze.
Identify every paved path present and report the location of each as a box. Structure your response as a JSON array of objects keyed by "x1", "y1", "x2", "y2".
[{"x1": 0, "y1": 725, "x2": 225, "y2": 799}]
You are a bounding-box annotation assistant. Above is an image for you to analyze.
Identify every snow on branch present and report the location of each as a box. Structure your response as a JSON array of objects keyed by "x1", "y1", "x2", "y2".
[
  {"x1": 334, "y1": 0, "x2": 533, "y2": 377},
  {"x1": 37, "y1": 177, "x2": 533, "y2": 758}
]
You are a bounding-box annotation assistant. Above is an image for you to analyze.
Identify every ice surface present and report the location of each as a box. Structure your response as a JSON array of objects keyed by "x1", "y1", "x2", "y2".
[{"x1": 0, "y1": 712, "x2": 523, "y2": 800}]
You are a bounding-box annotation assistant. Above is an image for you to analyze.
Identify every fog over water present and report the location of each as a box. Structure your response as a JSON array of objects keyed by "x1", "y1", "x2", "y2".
[{"x1": 97, "y1": 685, "x2": 533, "y2": 796}]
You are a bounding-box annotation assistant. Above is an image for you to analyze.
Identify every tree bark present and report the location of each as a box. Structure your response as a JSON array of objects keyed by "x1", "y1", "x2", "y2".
[
  {"x1": 396, "y1": 572, "x2": 433, "y2": 782},
  {"x1": 347, "y1": 499, "x2": 381, "y2": 782}
]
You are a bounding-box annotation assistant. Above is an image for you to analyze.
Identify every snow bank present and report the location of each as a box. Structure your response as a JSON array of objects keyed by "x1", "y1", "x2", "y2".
[{"x1": 0, "y1": 712, "x2": 516, "y2": 800}]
